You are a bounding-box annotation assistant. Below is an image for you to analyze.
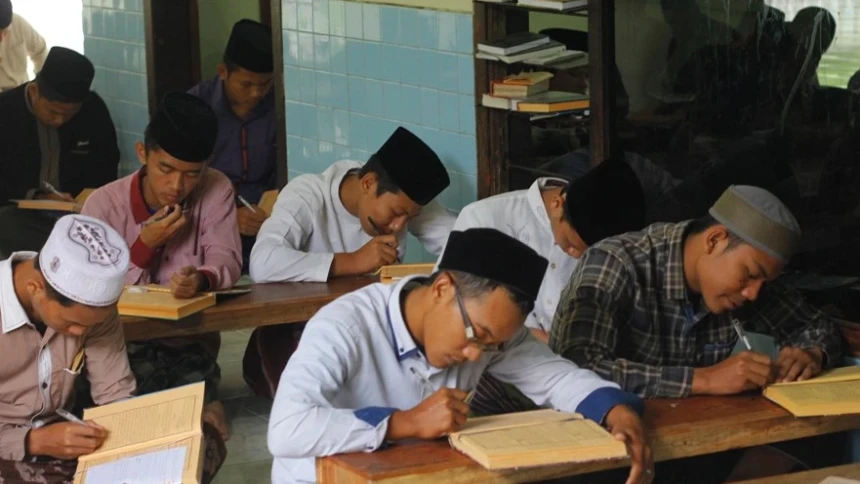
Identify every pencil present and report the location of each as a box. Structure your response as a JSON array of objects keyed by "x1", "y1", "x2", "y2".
[
  {"x1": 731, "y1": 318, "x2": 753, "y2": 351},
  {"x1": 237, "y1": 195, "x2": 257, "y2": 213},
  {"x1": 56, "y1": 409, "x2": 91, "y2": 426}
]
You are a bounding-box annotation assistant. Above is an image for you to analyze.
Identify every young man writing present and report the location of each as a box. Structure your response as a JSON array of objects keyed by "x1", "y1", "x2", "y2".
[
  {"x1": 82, "y1": 92, "x2": 242, "y2": 442},
  {"x1": 268, "y1": 228, "x2": 652, "y2": 484},
  {"x1": 189, "y1": 19, "x2": 276, "y2": 271}
]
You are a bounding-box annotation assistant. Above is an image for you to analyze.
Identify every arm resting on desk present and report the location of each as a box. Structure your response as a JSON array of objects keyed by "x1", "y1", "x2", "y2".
[
  {"x1": 490, "y1": 328, "x2": 644, "y2": 423},
  {"x1": 268, "y1": 320, "x2": 390, "y2": 458}
]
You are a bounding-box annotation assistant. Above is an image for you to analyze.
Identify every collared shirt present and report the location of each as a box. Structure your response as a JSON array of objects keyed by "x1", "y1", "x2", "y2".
[
  {"x1": 81, "y1": 168, "x2": 242, "y2": 290},
  {"x1": 24, "y1": 82, "x2": 60, "y2": 198},
  {"x1": 187, "y1": 77, "x2": 276, "y2": 205},
  {"x1": 0, "y1": 14, "x2": 47, "y2": 93},
  {"x1": 549, "y1": 221, "x2": 843, "y2": 399},
  {"x1": 445, "y1": 178, "x2": 578, "y2": 332},
  {"x1": 268, "y1": 276, "x2": 641, "y2": 484},
  {"x1": 0, "y1": 252, "x2": 135, "y2": 461},
  {"x1": 250, "y1": 161, "x2": 457, "y2": 283}
]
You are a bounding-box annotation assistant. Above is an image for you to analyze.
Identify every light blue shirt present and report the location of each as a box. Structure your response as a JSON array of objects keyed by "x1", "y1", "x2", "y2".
[{"x1": 268, "y1": 277, "x2": 642, "y2": 483}]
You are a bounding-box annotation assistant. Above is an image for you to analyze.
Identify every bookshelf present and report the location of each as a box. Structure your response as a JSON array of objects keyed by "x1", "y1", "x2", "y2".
[{"x1": 473, "y1": 0, "x2": 617, "y2": 197}]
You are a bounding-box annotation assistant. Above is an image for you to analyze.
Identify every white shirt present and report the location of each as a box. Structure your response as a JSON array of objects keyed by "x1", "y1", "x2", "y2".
[
  {"x1": 267, "y1": 276, "x2": 640, "y2": 483},
  {"x1": 250, "y1": 161, "x2": 457, "y2": 283},
  {"x1": 442, "y1": 178, "x2": 579, "y2": 333},
  {"x1": 0, "y1": 14, "x2": 47, "y2": 92}
]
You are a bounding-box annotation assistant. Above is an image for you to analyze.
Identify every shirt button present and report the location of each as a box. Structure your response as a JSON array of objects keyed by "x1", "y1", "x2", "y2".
[
  {"x1": 551, "y1": 263, "x2": 556, "y2": 269},
  {"x1": 41, "y1": 382, "x2": 47, "y2": 389}
]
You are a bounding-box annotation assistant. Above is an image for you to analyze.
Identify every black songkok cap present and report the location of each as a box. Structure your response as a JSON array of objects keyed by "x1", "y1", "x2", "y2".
[
  {"x1": 367, "y1": 127, "x2": 449, "y2": 206},
  {"x1": 36, "y1": 47, "x2": 95, "y2": 103},
  {"x1": 564, "y1": 159, "x2": 646, "y2": 246},
  {"x1": 224, "y1": 19, "x2": 273, "y2": 74},
  {"x1": 148, "y1": 92, "x2": 218, "y2": 163},
  {"x1": 0, "y1": 0, "x2": 12, "y2": 30},
  {"x1": 438, "y1": 228, "x2": 548, "y2": 302}
]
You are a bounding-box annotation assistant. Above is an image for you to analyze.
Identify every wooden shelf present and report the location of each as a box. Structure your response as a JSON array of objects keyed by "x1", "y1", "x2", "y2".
[
  {"x1": 474, "y1": 1, "x2": 588, "y2": 16},
  {"x1": 474, "y1": 55, "x2": 590, "y2": 73}
]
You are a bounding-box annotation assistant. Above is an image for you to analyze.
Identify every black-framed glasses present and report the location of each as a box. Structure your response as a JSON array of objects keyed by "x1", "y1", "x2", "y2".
[{"x1": 451, "y1": 278, "x2": 502, "y2": 353}]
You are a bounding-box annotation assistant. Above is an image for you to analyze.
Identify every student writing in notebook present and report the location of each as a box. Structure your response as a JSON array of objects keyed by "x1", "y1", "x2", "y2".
[
  {"x1": 444, "y1": 160, "x2": 647, "y2": 417},
  {"x1": 0, "y1": 215, "x2": 225, "y2": 483},
  {"x1": 81, "y1": 92, "x2": 241, "y2": 446},
  {"x1": 550, "y1": 185, "x2": 843, "y2": 482},
  {"x1": 268, "y1": 228, "x2": 652, "y2": 484},
  {"x1": 244, "y1": 127, "x2": 457, "y2": 398},
  {"x1": 189, "y1": 19, "x2": 276, "y2": 272}
]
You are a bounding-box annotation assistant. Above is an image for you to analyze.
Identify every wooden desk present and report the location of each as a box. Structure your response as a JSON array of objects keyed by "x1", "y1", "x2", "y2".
[
  {"x1": 318, "y1": 396, "x2": 860, "y2": 483},
  {"x1": 121, "y1": 277, "x2": 375, "y2": 341},
  {"x1": 736, "y1": 463, "x2": 860, "y2": 483}
]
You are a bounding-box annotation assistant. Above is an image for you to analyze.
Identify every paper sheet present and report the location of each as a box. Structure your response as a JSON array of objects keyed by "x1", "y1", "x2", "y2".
[
  {"x1": 779, "y1": 380, "x2": 860, "y2": 406},
  {"x1": 465, "y1": 420, "x2": 612, "y2": 454},
  {"x1": 818, "y1": 477, "x2": 860, "y2": 484},
  {"x1": 85, "y1": 447, "x2": 186, "y2": 484}
]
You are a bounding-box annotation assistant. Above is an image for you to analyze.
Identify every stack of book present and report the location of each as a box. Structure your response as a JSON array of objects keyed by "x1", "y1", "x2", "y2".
[
  {"x1": 477, "y1": 32, "x2": 583, "y2": 65},
  {"x1": 516, "y1": 0, "x2": 588, "y2": 9},
  {"x1": 482, "y1": 72, "x2": 590, "y2": 114}
]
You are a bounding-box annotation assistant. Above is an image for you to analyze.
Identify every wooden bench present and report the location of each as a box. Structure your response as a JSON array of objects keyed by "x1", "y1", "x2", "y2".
[
  {"x1": 317, "y1": 396, "x2": 860, "y2": 483},
  {"x1": 120, "y1": 276, "x2": 376, "y2": 341},
  {"x1": 735, "y1": 462, "x2": 860, "y2": 483}
]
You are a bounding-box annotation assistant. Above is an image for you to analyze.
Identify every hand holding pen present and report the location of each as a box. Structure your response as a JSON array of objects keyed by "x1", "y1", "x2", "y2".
[
  {"x1": 40, "y1": 181, "x2": 75, "y2": 202},
  {"x1": 139, "y1": 204, "x2": 188, "y2": 249},
  {"x1": 25, "y1": 409, "x2": 107, "y2": 459}
]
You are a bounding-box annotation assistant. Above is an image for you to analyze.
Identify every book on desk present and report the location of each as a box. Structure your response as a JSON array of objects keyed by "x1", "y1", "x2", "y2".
[
  {"x1": 118, "y1": 284, "x2": 252, "y2": 320},
  {"x1": 11, "y1": 188, "x2": 95, "y2": 213},
  {"x1": 378, "y1": 263, "x2": 435, "y2": 284},
  {"x1": 764, "y1": 365, "x2": 860, "y2": 417},
  {"x1": 73, "y1": 382, "x2": 206, "y2": 484},
  {"x1": 448, "y1": 409, "x2": 628, "y2": 470}
]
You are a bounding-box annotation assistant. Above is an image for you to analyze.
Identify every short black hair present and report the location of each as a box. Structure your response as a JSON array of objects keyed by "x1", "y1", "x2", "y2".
[
  {"x1": 32, "y1": 255, "x2": 75, "y2": 308},
  {"x1": 422, "y1": 270, "x2": 535, "y2": 317},
  {"x1": 358, "y1": 158, "x2": 402, "y2": 197},
  {"x1": 686, "y1": 214, "x2": 746, "y2": 251},
  {"x1": 143, "y1": 123, "x2": 161, "y2": 154},
  {"x1": 222, "y1": 55, "x2": 241, "y2": 74}
]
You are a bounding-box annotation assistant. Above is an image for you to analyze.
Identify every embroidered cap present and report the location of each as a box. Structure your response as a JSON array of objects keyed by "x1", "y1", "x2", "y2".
[{"x1": 39, "y1": 215, "x2": 130, "y2": 307}]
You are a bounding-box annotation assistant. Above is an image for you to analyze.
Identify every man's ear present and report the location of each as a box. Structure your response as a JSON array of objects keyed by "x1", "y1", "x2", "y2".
[
  {"x1": 135, "y1": 141, "x2": 147, "y2": 166},
  {"x1": 705, "y1": 225, "x2": 728, "y2": 255},
  {"x1": 430, "y1": 273, "x2": 454, "y2": 303},
  {"x1": 217, "y1": 63, "x2": 229, "y2": 80},
  {"x1": 360, "y1": 172, "x2": 378, "y2": 196}
]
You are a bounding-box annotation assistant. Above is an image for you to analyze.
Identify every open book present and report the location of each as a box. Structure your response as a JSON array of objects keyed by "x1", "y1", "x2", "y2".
[
  {"x1": 73, "y1": 382, "x2": 206, "y2": 484},
  {"x1": 764, "y1": 366, "x2": 860, "y2": 417},
  {"x1": 12, "y1": 188, "x2": 95, "y2": 213},
  {"x1": 448, "y1": 409, "x2": 628, "y2": 470},
  {"x1": 378, "y1": 263, "x2": 435, "y2": 284}
]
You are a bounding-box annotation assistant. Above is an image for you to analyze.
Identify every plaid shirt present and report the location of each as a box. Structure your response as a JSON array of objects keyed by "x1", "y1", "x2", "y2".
[{"x1": 549, "y1": 221, "x2": 843, "y2": 398}]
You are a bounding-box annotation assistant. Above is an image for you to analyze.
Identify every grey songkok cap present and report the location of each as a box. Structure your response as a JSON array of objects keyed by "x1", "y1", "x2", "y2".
[{"x1": 708, "y1": 185, "x2": 801, "y2": 263}]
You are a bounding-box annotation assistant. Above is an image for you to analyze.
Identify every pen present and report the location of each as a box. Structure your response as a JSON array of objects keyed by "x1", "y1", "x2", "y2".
[
  {"x1": 731, "y1": 318, "x2": 753, "y2": 351},
  {"x1": 42, "y1": 181, "x2": 74, "y2": 202},
  {"x1": 141, "y1": 205, "x2": 191, "y2": 226},
  {"x1": 56, "y1": 409, "x2": 92, "y2": 426},
  {"x1": 237, "y1": 195, "x2": 257, "y2": 214},
  {"x1": 464, "y1": 389, "x2": 475, "y2": 405}
]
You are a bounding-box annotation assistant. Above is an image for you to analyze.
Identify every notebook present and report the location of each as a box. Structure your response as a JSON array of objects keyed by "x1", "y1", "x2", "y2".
[
  {"x1": 258, "y1": 189, "x2": 279, "y2": 215},
  {"x1": 763, "y1": 366, "x2": 860, "y2": 417},
  {"x1": 378, "y1": 263, "x2": 435, "y2": 284},
  {"x1": 118, "y1": 285, "x2": 217, "y2": 320},
  {"x1": 516, "y1": 91, "x2": 590, "y2": 113},
  {"x1": 449, "y1": 409, "x2": 628, "y2": 470},
  {"x1": 12, "y1": 188, "x2": 95, "y2": 213},
  {"x1": 73, "y1": 382, "x2": 206, "y2": 484},
  {"x1": 477, "y1": 32, "x2": 550, "y2": 56}
]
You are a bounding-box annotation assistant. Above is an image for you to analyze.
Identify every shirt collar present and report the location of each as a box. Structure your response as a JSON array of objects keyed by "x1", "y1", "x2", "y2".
[
  {"x1": 527, "y1": 177, "x2": 568, "y2": 231},
  {"x1": 129, "y1": 169, "x2": 151, "y2": 224},
  {"x1": 664, "y1": 221, "x2": 695, "y2": 301},
  {"x1": 386, "y1": 275, "x2": 423, "y2": 361},
  {"x1": 1, "y1": 252, "x2": 37, "y2": 334}
]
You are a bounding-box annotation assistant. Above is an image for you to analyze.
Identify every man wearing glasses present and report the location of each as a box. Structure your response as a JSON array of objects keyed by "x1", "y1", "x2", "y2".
[{"x1": 268, "y1": 228, "x2": 652, "y2": 484}]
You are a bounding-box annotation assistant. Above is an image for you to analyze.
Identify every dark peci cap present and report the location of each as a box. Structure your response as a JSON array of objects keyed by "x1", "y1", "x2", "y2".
[
  {"x1": 366, "y1": 127, "x2": 449, "y2": 206},
  {"x1": 224, "y1": 19, "x2": 273, "y2": 73},
  {"x1": 0, "y1": 0, "x2": 12, "y2": 30},
  {"x1": 147, "y1": 92, "x2": 219, "y2": 163},
  {"x1": 36, "y1": 47, "x2": 95, "y2": 103}
]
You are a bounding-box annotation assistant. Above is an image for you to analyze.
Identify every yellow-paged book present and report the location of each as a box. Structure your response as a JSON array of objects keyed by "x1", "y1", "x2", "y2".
[{"x1": 763, "y1": 366, "x2": 860, "y2": 417}]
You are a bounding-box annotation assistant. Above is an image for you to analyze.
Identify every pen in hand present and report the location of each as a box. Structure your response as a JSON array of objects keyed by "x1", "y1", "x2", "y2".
[
  {"x1": 237, "y1": 195, "x2": 257, "y2": 214},
  {"x1": 42, "y1": 182, "x2": 74, "y2": 202},
  {"x1": 731, "y1": 318, "x2": 753, "y2": 351},
  {"x1": 56, "y1": 409, "x2": 95, "y2": 427}
]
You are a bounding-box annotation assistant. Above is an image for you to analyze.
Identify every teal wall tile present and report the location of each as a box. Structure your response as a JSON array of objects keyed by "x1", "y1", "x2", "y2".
[
  {"x1": 417, "y1": 10, "x2": 438, "y2": 50},
  {"x1": 437, "y1": 92, "x2": 459, "y2": 133},
  {"x1": 379, "y1": 6, "x2": 400, "y2": 44},
  {"x1": 382, "y1": 82, "x2": 401, "y2": 120},
  {"x1": 297, "y1": 32, "x2": 315, "y2": 68},
  {"x1": 330, "y1": 74, "x2": 349, "y2": 110},
  {"x1": 364, "y1": 43, "x2": 382, "y2": 80},
  {"x1": 313, "y1": 0, "x2": 330, "y2": 34},
  {"x1": 282, "y1": 0, "x2": 298, "y2": 31},
  {"x1": 314, "y1": 34, "x2": 331, "y2": 71},
  {"x1": 458, "y1": 94, "x2": 476, "y2": 135},
  {"x1": 437, "y1": 12, "x2": 457, "y2": 52},
  {"x1": 363, "y1": 80, "x2": 384, "y2": 117},
  {"x1": 362, "y1": 4, "x2": 381, "y2": 42},
  {"x1": 345, "y1": 2, "x2": 363, "y2": 39},
  {"x1": 329, "y1": 0, "x2": 346, "y2": 37},
  {"x1": 457, "y1": 55, "x2": 474, "y2": 95},
  {"x1": 419, "y1": 50, "x2": 440, "y2": 90},
  {"x1": 346, "y1": 40, "x2": 365, "y2": 77},
  {"x1": 297, "y1": 3, "x2": 313, "y2": 32},
  {"x1": 455, "y1": 14, "x2": 473, "y2": 54},
  {"x1": 419, "y1": 88, "x2": 440, "y2": 128},
  {"x1": 330, "y1": 37, "x2": 347, "y2": 74},
  {"x1": 398, "y1": 8, "x2": 420, "y2": 48},
  {"x1": 438, "y1": 53, "x2": 459, "y2": 92}
]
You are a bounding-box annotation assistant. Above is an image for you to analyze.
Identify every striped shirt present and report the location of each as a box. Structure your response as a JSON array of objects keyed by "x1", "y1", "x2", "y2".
[{"x1": 549, "y1": 221, "x2": 842, "y2": 398}]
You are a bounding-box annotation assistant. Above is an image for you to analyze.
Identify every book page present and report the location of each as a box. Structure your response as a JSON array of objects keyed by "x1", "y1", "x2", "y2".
[
  {"x1": 84, "y1": 447, "x2": 185, "y2": 484},
  {"x1": 81, "y1": 382, "x2": 204, "y2": 457},
  {"x1": 776, "y1": 380, "x2": 860, "y2": 406},
  {"x1": 456, "y1": 409, "x2": 580, "y2": 435},
  {"x1": 771, "y1": 366, "x2": 860, "y2": 387},
  {"x1": 818, "y1": 478, "x2": 860, "y2": 484},
  {"x1": 75, "y1": 435, "x2": 202, "y2": 484},
  {"x1": 464, "y1": 420, "x2": 616, "y2": 456}
]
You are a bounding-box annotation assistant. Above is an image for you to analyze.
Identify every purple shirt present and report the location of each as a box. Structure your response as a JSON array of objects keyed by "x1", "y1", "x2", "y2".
[{"x1": 188, "y1": 77, "x2": 277, "y2": 205}]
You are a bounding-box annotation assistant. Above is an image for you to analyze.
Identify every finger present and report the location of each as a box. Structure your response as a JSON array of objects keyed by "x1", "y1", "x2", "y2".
[
  {"x1": 777, "y1": 355, "x2": 795, "y2": 381},
  {"x1": 379, "y1": 246, "x2": 398, "y2": 264},
  {"x1": 745, "y1": 351, "x2": 774, "y2": 366},
  {"x1": 447, "y1": 398, "x2": 470, "y2": 417},
  {"x1": 70, "y1": 425, "x2": 108, "y2": 440},
  {"x1": 376, "y1": 234, "x2": 399, "y2": 247},
  {"x1": 167, "y1": 213, "x2": 188, "y2": 231},
  {"x1": 797, "y1": 364, "x2": 818, "y2": 382},
  {"x1": 746, "y1": 359, "x2": 775, "y2": 380},
  {"x1": 444, "y1": 388, "x2": 468, "y2": 401},
  {"x1": 745, "y1": 369, "x2": 770, "y2": 388},
  {"x1": 170, "y1": 272, "x2": 186, "y2": 287},
  {"x1": 782, "y1": 359, "x2": 806, "y2": 382},
  {"x1": 159, "y1": 204, "x2": 182, "y2": 224},
  {"x1": 614, "y1": 433, "x2": 642, "y2": 484}
]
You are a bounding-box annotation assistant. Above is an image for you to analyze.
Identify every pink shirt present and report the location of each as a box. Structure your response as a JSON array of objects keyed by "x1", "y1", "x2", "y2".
[
  {"x1": 82, "y1": 168, "x2": 242, "y2": 290},
  {"x1": 0, "y1": 253, "x2": 136, "y2": 461}
]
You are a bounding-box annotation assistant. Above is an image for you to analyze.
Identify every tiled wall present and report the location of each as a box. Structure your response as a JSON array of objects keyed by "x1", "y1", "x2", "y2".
[
  {"x1": 282, "y1": 0, "x2": 476, "y2": 262},
  {"x1": 82, "y1": 0, "x2": 148, "y2": 176}
]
